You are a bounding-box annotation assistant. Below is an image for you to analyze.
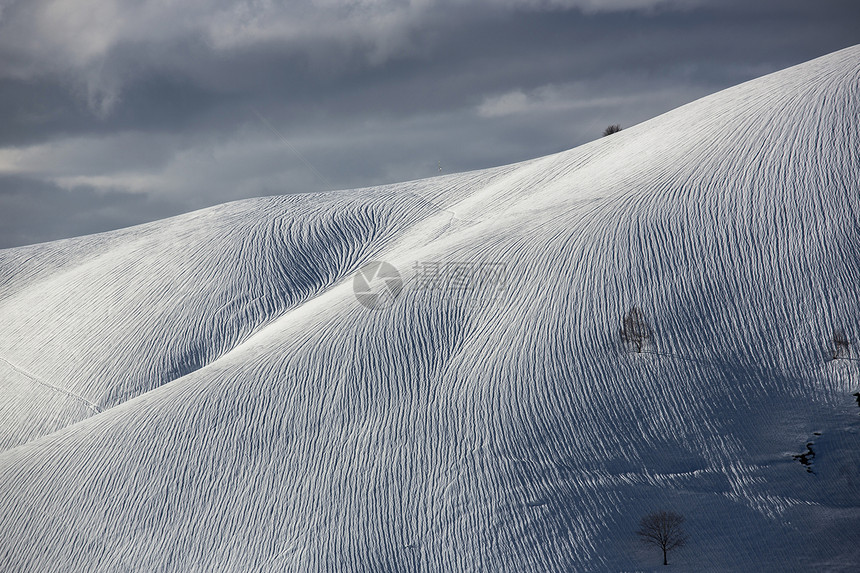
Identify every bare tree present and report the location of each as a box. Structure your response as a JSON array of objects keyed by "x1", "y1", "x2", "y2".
[
  {"x1": 620, "y1": 306, "x2": 651, "y2": 353},
  {"x1": 832, "y1": 331, "x2": 849, "y2": 360},
  {"x1": 603, "y1": 124, "x2": 622, "y2": 136},
  {"x1": 637, "y1": 510, "x2": 688, "y2": 565}
]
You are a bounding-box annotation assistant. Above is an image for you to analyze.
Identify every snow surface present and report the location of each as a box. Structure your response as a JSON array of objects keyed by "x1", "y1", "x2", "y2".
[{"x1": 1, "y1": 46, "x2": 859, "y2": 572}]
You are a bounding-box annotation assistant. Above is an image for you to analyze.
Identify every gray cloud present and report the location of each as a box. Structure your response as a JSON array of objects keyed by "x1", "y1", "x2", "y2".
[
  {"x1": 0, "y1": 0, "x2": 858, "y2": 248},
  {"x1": 0, "y1": 175, "x2": 184, "y2": 248}
]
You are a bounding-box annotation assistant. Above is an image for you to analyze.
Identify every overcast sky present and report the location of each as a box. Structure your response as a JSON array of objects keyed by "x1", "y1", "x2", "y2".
[{"x1": 0, "y1": 0, "x2": 858, "y2": 248}]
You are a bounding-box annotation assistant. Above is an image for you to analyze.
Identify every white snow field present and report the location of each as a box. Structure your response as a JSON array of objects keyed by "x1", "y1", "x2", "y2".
[{"x1": 2, "y1": 45, "x2": 860, "y2": 572}]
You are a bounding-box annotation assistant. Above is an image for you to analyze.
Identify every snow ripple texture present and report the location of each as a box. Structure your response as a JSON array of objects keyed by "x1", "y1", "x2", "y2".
[{"x1": 1, "y1": 46, "x2": 859, "y2": 572}]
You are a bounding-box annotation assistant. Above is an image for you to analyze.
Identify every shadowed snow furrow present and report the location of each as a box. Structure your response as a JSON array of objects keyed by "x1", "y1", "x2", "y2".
[{"x1": 1, "y1": 46, "x2": 859, "y2": 572}]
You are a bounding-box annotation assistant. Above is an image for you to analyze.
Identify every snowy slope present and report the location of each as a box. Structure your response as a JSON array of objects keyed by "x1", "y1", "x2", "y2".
[{"x1": 1, "y1": 45, "x2": 859, "y2": 572}]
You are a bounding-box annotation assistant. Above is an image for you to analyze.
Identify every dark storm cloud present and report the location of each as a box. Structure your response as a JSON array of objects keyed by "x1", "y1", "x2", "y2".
[
  {"x1": 0, "y1": 0, "x2": 858, "y2": 248},
  {"x1": 5, "y1": 0, "x2": 857, "y2": 143}
]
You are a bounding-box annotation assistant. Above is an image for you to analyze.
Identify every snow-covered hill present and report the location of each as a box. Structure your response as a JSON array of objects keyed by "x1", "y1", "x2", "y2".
[{"x1": 1, "y1": 46, "x2": 859, "y2": 572}]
